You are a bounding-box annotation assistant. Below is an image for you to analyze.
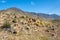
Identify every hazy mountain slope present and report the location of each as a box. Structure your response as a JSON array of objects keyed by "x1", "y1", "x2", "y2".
[
  {"x1": 0, "y1": 7, "x2": 60, "y2": 40},
  {"x1": 27, "y1": 12, "x2": 60, "y2": 19}
]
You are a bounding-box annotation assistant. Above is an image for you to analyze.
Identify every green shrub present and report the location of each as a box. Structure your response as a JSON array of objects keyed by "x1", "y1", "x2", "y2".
[
  {"x1": 12, "y1": 18, "x2": 16, "y2": 23},
  {"x1": 1, "y1": 21, "x2": 11, "y2": 29},
  {"x1": 14, "y1": 16, "x2": 17, "y2": 18},
  {"x1": 21, "y1": 16, "x2": 25, "y2": 18}
]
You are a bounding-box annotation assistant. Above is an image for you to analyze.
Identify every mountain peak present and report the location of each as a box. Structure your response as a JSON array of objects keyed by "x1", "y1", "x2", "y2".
[
  {"x1": 8, "y1": 7, "x2": 19, "y2": 10},
  {"x1": 7, "y1": 7, "x2": 24, "y2": 12}
]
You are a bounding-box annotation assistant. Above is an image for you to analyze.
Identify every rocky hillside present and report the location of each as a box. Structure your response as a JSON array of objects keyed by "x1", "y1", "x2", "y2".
[{"x1": 0, "y1": 8, "x2": 60, "y2": 40}]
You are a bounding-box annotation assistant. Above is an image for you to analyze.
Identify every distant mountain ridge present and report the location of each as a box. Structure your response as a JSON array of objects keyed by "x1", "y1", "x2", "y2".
[
  {"x1": 1, "y1": 7, "x2": 60, "y2": 19},
  {"x1": 26, "y1": 12, "x2": 60, "y2": 19}
]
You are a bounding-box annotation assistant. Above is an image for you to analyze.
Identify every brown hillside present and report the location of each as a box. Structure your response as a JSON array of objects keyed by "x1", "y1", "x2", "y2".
[{"x1": 0, "y1": 8, "x2": 60, "y2": 40}]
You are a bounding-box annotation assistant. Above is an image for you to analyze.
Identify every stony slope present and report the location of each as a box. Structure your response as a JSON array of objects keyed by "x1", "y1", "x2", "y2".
[{"x1": 0, "y1": 8, "x2": 60, "y2": 40}]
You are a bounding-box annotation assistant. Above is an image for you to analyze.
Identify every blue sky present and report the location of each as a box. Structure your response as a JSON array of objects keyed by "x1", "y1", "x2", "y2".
[{"x1": 0, "y1": 0, "x2": 60, "y2": 15}]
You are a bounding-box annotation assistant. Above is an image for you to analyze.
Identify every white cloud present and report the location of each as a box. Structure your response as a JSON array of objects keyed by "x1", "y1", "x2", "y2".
[
  {"x1": 48, "y1": 13, "x2": 52, "y2": 14},
  {"x1": 1, "y1": 0, "x2": 6, "y2": 3},
  {"x1": 31, "y1": 1, "x2": 35, "y2": 5}
]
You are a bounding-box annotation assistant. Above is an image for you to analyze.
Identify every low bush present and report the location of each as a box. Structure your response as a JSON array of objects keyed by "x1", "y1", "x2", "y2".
[
  {"x1": 12, "y1": 18, "x2": 16, "y2": 23},
  {"x1": 1, "y1": 21, "x2": 11, "y2": 29}
]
